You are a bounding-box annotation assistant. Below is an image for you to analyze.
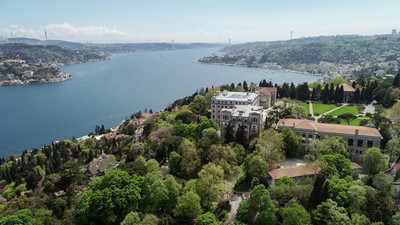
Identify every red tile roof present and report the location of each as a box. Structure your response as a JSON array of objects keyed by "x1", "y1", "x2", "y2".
[
  {"x1": 268, "y1": 165, "x2": 317, "y2": 180},
  {"x1": 256, "y1": 87, "x2": 277, "y2": 96},
  {"x1": 277, "y1": 119, "x2": 382, "y2": 138}
]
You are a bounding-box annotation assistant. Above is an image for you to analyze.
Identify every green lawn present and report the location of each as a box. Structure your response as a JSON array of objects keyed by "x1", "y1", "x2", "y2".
[
  {"x1": 328, "y1": 105, "x2": 359, "y2": 116},
  {"x1": 340, "y1": 117, "x2": 371, "y2": 126},
  {"x1": 312, "y1": 103, "x2": 337, "y2": 115},
  {"x1": 303, "y1": 102, "x2": 310, "y2": 115}
]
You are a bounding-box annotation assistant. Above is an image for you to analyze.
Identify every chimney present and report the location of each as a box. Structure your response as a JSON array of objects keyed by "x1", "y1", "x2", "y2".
[
  {"x1": 355, "y1": 129, "x2": 359, "y2": 136},
  {"x1": 282, "y1": 121, "x2": 285, "y2": 127},
  {"x1": 293, "y1": 123, "x2": 295, "y2": 128}
]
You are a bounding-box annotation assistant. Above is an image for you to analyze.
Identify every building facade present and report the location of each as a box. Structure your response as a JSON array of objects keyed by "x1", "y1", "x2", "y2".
[
  {"x1": 256, "y1": 87, "x2": 277, "y2": 109},
  {"x1": 276, "y1": 119, "x2": 382, "y2": 162},
  {"x1": 211, "y1": 90, "x2": 259, "y2": 124},
  {"x1": 220, "y1": 105, "x2": 267, "y2": 140}
]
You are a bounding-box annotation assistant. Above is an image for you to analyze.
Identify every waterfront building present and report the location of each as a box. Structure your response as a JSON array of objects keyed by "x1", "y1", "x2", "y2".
[{"x1": 276, "y1": 119, "x2": 382, "y2": 162}]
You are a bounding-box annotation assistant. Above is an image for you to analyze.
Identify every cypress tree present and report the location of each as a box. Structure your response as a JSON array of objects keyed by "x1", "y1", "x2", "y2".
[
  {"x1": 351, "y1": 81, "x2": 356, "y2": 88},
  {"x1": 329, "y1": 83, "x2": 335, "y2": 101},
  {"x1": 354, "y1": 88, "x2": 360, "y2": 103},
  {"x1": 224, "y1": 122, "x2": 235, "y2": 143},
  {"x1": 394, "y1": 70, "x2": 400, "y2": 88},
  {"x1": 323, "y1": 83, "x2": 330, "y2": 103},
  {"x1": 243, "y1": 81, "x2": 248, "y2": 91},
  {"x1": 289, "y1": 82, "x2": 296, "y2": 99},
  {"x1": 334, "y1": 84, "x2": 340, "y2": 103},
  {"x1": 235, "y1": 125, "x2": 247, "y2": 146},
  {"x1": 338, "y1": 85, "x2": 344, "y2": 103},
  {"x1": 360, "y1": 88, "x2": 366, "y2": 102}
]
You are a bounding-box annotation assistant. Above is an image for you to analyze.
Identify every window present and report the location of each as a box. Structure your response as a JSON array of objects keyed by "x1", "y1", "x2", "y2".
[
  {"x1": 218, "y1": 116, "x2": 220, "y2": 119},
  {"x1": 212, "y1": 115, "x2": 215, "y2": 118},
  {"x1": 357, "y1": 140, "x2": 363, "y2": 147},
  {"x1": 244, "y1": 125, "x2": 247, "y2": 129},
  {"x1": 302, "y1": 134, "x2": 306, "y2": 137},
  {"x1": 308, "y1": 135, "x2": 312, "y2": 139},
  {"x1": 367, "y1": 141, "x2": 373, "y2": 148},
  {"x1": 348, "y1": 139, "x2": 354, "y2": 146}
]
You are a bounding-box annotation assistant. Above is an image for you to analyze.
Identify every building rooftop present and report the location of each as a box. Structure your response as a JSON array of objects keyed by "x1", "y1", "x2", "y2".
[
  {"x1": 221, "y1": 105, "x2": 264, "y2": 117},
  {"x1": 269, "y1": 162, "x2": 362, "y2": 180},
  {"x1": 342, "y1": 84, "x2": 355, "y2": 92},
  {"x1": 256, "y1": 87, "x2": 277, "y2": 96},
  {"x1": 277, "y1": 119, "x2": 382, "y2": 138},
  {"x1": 212, "y1": 90, "x2": 259, "y2": 102},
  {"x1": 268, "y1": 165, "x2": 317, "y2": 180}
]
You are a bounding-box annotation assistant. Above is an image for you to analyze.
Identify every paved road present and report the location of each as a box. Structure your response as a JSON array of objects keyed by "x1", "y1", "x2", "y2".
[{"x1": 363, "y1": 103, "x2": 375, "y2": 116}]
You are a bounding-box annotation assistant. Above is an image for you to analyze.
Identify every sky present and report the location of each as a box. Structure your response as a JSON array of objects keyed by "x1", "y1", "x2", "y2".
[{"x1": 0, "y1": 0, "x2": 399, "y2": 43}]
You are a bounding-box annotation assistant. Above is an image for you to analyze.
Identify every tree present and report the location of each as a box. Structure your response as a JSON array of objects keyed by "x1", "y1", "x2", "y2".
[
  {"x1": 235, "y1": 125, "x2": 247, "y2": 146},
  {"x1": 189, "y1": 95, "x2": 207, "y2": 115},
  {"x1": 196, "y1": 163, "x2": 226, "y2": 210},
  {"x1": 75, "y1": 170, "x2": 144, "y2": 225},
  {"x1": 168, "y1": 151, "x2": 182, "y2": 176},
  {"x1": 0, "y1": 209, "x2": 33, "y2": 225},
  {"x1": 251, "y1": 129, "x2": 285, "y2": 165},
  {"x1": 384, "y1": 101, "x2": 400, "y2": 137},
  {"x1": 347, "y1": 185, "x2": 367, "y2": 215},
  {"x1": 281, "y1": 200, "x2": 311, "y2": 225},
  {"x1": 354, "y1": 88, "x2": 360, "y2": 103},
  {"x1": 207, "y1": 145, "x2": 238, "y2": 178},
  {"x1": 197, "y1": 212, "x2": 221, "y2": 225},
  {"x1": 236, "y1": 184, "x2": 278, "y2": 225},
  {"x1": 363, "y1": 147, "x2": 387, "y2": 175},
  {"x1": 174, "y1": 191, "x2": 202, "y2": 222},
  {"x1": 224, "y1": 122, "x2": 235, "y2": 143},
  {"x1": 180, "y1": 140, "x2": 201, "y2": 178},
  {"x1": 394, "y1": 70, "x2": 400, "y2": 88},
  {"x1": 338, "y1": 113, "x2": 357, "y2": 125},
  {"x1": 322, "y1": 154, "x2": 353, "y2": 178},
  {"x1": 141, "y1": 214, "x2": 159, "y2": 225},
  {"x1": 311, "y1": 199, "x2": 351, "y2": 225},
  {"x1": 306, "y1": 136, "x2": 348, "y2": 161},
  {"x1": 384, "y1": 138, "x2": 400, "y2": 163},
  {"x1": 243, "y1": 154, "x2": 269, "y2": 180},
  {"x1": 33, "y1": 208, "x2": 56, "y2": 225},
  {"x1": 121, "y1": 211, "x2": 140, "y2": 225},
  {"x1": 281, "y1": 128, "x2": 301, "y2": 158},
  {"x1": 164, "y1": 175, "x2": 182, "y2": 213}
]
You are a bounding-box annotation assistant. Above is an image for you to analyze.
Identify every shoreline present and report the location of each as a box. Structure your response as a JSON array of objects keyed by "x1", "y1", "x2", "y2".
[{"x1": 195, "y1": 60, "x2": 324, "y2": 77}]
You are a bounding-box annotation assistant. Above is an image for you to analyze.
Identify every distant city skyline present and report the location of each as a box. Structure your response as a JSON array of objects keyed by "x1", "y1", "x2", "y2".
[{"x1": 1, "y1": 0, "x2": 399, "y2": 43}]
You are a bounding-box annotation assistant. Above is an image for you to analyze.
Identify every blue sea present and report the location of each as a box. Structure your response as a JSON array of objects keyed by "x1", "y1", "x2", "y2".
[{"x1": 0, "y1": 48, "x2": 319, "y2": 157}]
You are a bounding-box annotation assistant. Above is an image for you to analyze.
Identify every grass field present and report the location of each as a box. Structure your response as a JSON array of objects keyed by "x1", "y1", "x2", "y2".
[
  {"x1": 312, "y1": 103, "x2": 337, "y2": 115},
  {"x1": 340, "y1": 117, "x2": 371, "y2": 126},
  {"x1": 303, "y1": 102, "x2": 310, "y2": 115},
  {"x1": 328, "y1": 105, "x2": 359, "y2": 116}
]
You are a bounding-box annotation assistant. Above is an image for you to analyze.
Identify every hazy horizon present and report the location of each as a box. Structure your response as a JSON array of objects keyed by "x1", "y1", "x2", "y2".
[{"x1": 1, "y1": 0, "x2": 399, "y2": 44}]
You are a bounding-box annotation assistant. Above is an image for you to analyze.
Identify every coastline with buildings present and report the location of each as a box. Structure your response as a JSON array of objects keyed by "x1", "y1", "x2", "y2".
[{"x1": 0, "y1": 58, "x2": 72, "y2": 87}]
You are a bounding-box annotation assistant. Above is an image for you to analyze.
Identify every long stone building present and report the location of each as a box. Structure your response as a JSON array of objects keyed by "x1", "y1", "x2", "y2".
[{"x1": 276, "y1": 119, "x2": 382, "y2": 162}]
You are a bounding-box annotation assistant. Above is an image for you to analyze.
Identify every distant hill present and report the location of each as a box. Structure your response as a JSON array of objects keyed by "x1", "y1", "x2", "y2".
[
  {"x1": 2, "y1": 38, "x2": 225, "y2": 54},
  {"x1": 199, "y1": 34, "x2": 400, "y2": 75},
  {"x1": 0, "y1": 43, "x2": 107, "y2": 64}
]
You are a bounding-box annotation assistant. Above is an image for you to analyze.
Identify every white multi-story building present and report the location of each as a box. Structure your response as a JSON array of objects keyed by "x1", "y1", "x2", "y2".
[{"x1": 211, "y1": 90, "x2": 259, "y2": 124}]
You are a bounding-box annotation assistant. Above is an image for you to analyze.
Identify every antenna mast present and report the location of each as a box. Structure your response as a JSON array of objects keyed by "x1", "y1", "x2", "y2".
[{"x1": 44, "y1": 27, "x2": 48, "y2": 41}]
